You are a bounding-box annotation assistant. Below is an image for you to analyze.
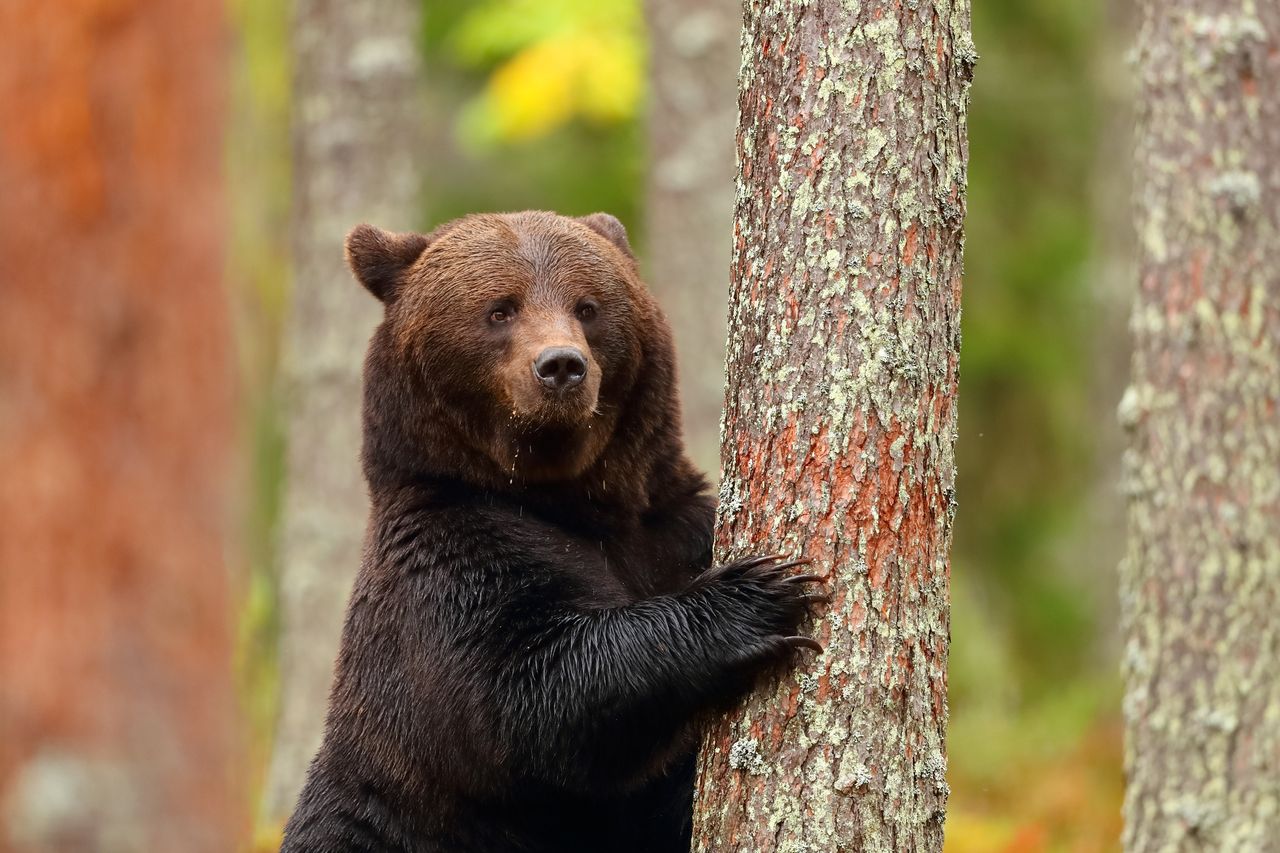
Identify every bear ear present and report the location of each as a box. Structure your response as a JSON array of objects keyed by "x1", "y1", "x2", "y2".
[
  {"x1": 345, "y1": 224, "x2": 431, "y2": 303},
  {"x1": 576, "y1": 212, "x2": 633, "y2": 258}
]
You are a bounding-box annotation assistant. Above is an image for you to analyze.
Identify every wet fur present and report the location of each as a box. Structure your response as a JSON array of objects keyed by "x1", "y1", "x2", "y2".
[{"x1": 281, "y1": 212, "x2": 819, "y2": 853}]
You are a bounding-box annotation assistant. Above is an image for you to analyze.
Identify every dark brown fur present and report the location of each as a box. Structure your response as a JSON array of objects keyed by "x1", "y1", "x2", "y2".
[{"x1": 281, "y1": 211, "x2": 821, "y2": 853}]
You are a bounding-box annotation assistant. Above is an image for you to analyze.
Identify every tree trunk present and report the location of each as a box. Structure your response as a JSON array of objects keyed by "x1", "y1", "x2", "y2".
[
  {"x1": 642, "y1": 0, "x2": 741, "y2": 475},
  {"x1": 1084, "y1": 0, "x2": 1138, "y2": 664},
  {"x1": 692, "y1": 1, "x2": 972, "y2": 850},
  {"x1": 1119, "y1": 1, "x2": 1280, "y2": 849},
  {"x1": 0, "y1": 1, "x2": 240, "y2": 850},
  {"x1": 262, "y1": 0, "x2": 424, "y2": 826}
]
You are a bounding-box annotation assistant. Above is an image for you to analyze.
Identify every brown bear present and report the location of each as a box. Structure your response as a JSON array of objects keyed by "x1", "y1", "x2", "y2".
[{"x1": 280, "y1": 211, "x2": 824, "y2": 853}]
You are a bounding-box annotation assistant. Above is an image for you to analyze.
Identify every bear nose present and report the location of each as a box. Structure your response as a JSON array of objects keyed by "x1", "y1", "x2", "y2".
[{"x1": 533, "y1": 346, "x2": 587, "y2": 391}]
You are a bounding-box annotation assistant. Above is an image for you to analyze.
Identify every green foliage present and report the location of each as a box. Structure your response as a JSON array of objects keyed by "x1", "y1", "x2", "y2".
[
  {"x1": 419, "y1": 0, "x2": 644, "y2": 241},
  {"x1": 946, "y1": 0, "x2": 1123, "y2": 847},
  {"x1": 445, "y1": 0, "x2": 643, "y2": 145},
  {"x1": 227, "y1": 0, "x2": 291, "y2": 821},
  {"x1": 953, "y1": 0, "x2": 1108, "y2": 694}
]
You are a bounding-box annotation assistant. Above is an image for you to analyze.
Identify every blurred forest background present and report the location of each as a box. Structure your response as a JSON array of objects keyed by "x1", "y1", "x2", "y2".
[
  {"x1": 1, "y1": 0, "x2": 1133, "y2": 850},
  {"x1": 251, "y1": 0, "x2": 1133, "y2": 846}
]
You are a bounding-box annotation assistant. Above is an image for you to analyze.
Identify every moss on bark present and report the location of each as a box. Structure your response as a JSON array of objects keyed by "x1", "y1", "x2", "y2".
[
  {"x1": 1120, "y1": 2, "x2": 1280, "y2": 849},
  {"x1": 693, "y1": 1, "x2": 972, "y2": 849}
]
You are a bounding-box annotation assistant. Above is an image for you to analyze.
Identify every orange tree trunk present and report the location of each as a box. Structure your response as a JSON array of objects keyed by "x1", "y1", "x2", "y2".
[
  {"x1": 0, "y1": 1, "x2": 239, "y2": 850},
  {"x1": 1119, "y1": 0, "x2": 1280, "y2": 848},
  {"x1": 692, "y1": 1, "x2": 972, "y2": 849}
]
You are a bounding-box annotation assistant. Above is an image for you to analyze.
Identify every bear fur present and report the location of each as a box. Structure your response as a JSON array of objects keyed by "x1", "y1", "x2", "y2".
[{"x1": 280, "y1": 211, "x2": 822, "y2": 853}]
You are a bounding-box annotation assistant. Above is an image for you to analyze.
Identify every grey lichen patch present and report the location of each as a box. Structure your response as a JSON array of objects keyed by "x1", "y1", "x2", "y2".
[
  {"x1": 834, "y1": 759, "x2": 874, "y2": 796},
  {"x1": 1207, "y1": 169, "x2": 1261, "y2": 216},
  {"x1": 954, "y1": 31, "x2": 979, "y2": 76},
  {"x1": 1188, "y1": 12, "x2": 1267, "y2": 69},
  {"x1": 346, "y1": 34, "x2": 417, "y2": 79},
  {"x1": 918, "y1": 748, "x2": 950, "y2": 796},
  {"x1": 1196, "y1": 707, "x2": 1240, "y2": 734},
  {"x1": 1140, "y1": 204, "x2": 1170, "y2": 263},
  {"x1": 1117, "y1": 383, "x2": 1155, "y2": 430},
  {"x1": 728, "y1": 737, "x2": 769, "y2": 775},
  {"x1": 860, "y1": 16, "x2": 908, "y2": 92},
  {"x1": 1162, "y1": 796, "x2": 1218, "y2": 835}
]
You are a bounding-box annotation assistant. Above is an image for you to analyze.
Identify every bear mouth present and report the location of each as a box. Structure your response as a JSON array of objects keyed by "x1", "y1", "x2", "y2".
[
  {"x1": 493, "y1": 385, "x2": 613, "y2": 482},
  {"x1": 507, "y1": 391, "x2": 600, "y2": 431},
  {"x1": 505, "y1": 374, "x2": 601, "y2": 429},
  {"x1": 497, "y1": 417, "x2": 607, "y2": 482}
]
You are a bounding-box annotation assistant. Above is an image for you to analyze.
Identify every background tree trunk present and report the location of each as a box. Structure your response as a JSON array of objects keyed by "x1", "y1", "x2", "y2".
[
  {"x1": 261, "y1": 0, "x2": 424, "y2": 826},
  {"x1": 642, "y1": 0, "x2": 741, "y2": 476},
  {"x1": 1119, "y1": 1, "x2": 1280, "y2": 849},
  {"x1": 692, "y1": 1, "x2": 972, "y2": 850},
  {"x1": 0, "y1": 1, "x2": 240, "y2": 849}
]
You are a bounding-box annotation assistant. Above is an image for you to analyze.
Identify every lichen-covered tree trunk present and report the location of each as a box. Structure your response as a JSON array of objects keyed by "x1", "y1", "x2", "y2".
[
  {"x1": 262, "y1": 0, "x2": 424, "y2": 825},
  {"x1": 692, "y1": 1, "x2": 972, "y2": 850},
  {"x1": 1119, "y1": 2, "x2": 1280, "y2": 849},
  {"x1": 0, "y1": 1, "x2": 239, "y2": 848},
  {"x1": 643, "y1": 0, "x2": 740, "y2": 475}
]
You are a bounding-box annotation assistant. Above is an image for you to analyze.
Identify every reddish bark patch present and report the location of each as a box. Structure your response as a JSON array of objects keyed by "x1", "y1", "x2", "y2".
[{"x1": 903, "y1": 222, "x2": 919, "y2": 267}]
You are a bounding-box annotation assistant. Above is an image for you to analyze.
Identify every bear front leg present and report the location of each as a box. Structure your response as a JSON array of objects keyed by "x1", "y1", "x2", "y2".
[{"x1": 489, "y1": 554, "x2": 826, "y2": 793}]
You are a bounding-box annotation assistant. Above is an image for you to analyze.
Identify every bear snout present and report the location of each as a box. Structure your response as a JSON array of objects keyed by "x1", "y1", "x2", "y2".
[{"x1": 533, "y1": 346, "x2": 588, "y2": 392}]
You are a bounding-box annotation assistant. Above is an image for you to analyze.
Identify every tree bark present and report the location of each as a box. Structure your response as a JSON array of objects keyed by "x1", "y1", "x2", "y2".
[
  {"x1": 262, "y1": 0, "x2": 424, "y2": 825},
  {"x1": 642, "y1": 0, "x2": 741, "y2": 475},
  {"x1": 692, "y1": 2, "x2": 972, "y2": 850},
  {"x1": 1120, "y1": 1, "x2": 1280, "y2": 849},
  {"x1": 0, "y1": 1, "x2": 239, "y2": 849}
]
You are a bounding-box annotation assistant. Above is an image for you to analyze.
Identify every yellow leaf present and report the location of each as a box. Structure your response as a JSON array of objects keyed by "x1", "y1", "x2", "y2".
[{"x1": 486, "y1": 36, "x2": 580, "y2": 140}]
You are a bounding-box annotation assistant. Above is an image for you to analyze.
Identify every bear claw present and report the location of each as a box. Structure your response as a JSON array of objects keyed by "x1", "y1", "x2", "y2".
[
  {"x1": 783, "y1": 636, "x2": 824, "y2": 653},
  {"x1": 763, "y1": 558, "x2": 812, "y2": 575},
  {"x1": 734, "y1": 553, "x2": 789, "y2": 570}
]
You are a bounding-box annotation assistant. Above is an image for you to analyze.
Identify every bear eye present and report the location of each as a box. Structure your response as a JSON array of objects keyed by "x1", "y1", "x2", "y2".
[
  {"x1": 575, "y1": 301, "x2": 598, "y2": 322},
  {"x1": 488, "y1": 304, "x2": 516, "y2": 325}
]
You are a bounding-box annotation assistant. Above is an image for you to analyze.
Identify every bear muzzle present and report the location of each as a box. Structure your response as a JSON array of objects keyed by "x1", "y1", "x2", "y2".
[{"x1": 533, "y1": 346, "x2": 588, "y2": 393}]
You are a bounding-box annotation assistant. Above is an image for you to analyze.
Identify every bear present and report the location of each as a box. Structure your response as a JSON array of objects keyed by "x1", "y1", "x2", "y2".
[{"x1": 280, "y1": 210, "x2": 825, "y2": 853}]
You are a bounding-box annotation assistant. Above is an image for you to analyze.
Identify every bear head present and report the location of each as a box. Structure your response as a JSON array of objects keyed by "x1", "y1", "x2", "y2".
[{"x1": 348, "y1": 211, "x2": 686, "y2": 508}]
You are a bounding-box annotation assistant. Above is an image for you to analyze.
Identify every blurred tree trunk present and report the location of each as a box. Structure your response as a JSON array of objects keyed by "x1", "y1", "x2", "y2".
[
  {"x1": 642, "y1": 0, "x2": 740, "y2": 475},
  {"x1": 1083, "y1": 0, "x2": 1137, "y2": 662},
  {"x1": 0, "y1": 1, "x2": 239, "y2": 851},
  {"x1": 261, "y1": 0, "x2": 424, "y2": 827},
  {"x1": 692, "y1": 1, "x2": 971, "y2": 850},
  {"x1": 1120, "y1": 1, "x2": 1280, "y2": 849}
]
